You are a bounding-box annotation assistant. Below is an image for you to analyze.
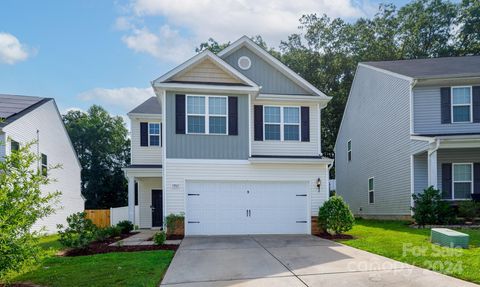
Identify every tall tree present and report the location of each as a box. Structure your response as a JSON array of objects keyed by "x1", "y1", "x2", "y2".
[{"x1": 63, "y1": 106, "x2": 130, "y2": 209}]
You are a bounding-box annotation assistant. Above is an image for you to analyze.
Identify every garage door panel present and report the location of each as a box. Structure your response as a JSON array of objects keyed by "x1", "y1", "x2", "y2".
[{"x1": 186, "y1": 181, "x2": 308, "y2": 235}]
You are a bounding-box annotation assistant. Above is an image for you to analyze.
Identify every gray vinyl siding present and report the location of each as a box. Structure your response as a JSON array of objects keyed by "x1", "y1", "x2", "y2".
[
  {"x1": 222, "y1": 47, "x2": 311, "y2": 95},
  {"x1": 335, "y1": 66, "x2": 413, "y2": 216},
  {"x1": 0, "y1": 133, "x2": 5, "y2": 158},
  {"x1": 413, "y1": 85, "x2": 480, "y2": 135},
  {"x1": 436, "y1": 148, "x2": 480, "y2": 192},
  {"x1": 413, "y1": 152, "x2": 428, "y2": 194},
  {"x1": 165, "y1": 91, "x2": 249, "y2": 159}
]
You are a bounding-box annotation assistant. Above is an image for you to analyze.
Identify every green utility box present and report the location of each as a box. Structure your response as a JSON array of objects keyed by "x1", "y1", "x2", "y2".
[{"x1": 431, "y1": 228, "x2": 469, "y2": 249}]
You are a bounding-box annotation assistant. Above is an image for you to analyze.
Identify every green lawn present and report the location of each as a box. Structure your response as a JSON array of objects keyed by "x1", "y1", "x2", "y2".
[
  {"x1": 340, "y1": 219, "x2": 480, "y2": 284},
  {"x1": 12, "y1": 236, "x2": 175, "y2": 287}
]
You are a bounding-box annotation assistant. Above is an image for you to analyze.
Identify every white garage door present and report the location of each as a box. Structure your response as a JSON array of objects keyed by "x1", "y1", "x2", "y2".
[{"x1": 186, "y1": 181, "x2": 309, "y2": 235}]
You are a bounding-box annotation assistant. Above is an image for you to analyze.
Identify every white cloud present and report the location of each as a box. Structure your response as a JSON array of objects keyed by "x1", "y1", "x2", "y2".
[
  {"x1": 78, "y1": 87, "x2": 155, "y2": 112},
  {"x1": 118, "y1": 0, "x2": 373, "y2": 63},
  {"x1": 0, "y1": 32, "x2": 31, "y2": 65}
]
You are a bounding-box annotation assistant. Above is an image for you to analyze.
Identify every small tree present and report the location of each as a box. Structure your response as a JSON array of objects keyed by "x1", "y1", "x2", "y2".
[
  {"x1": 412, "y1": 186, "x2": 455, "y2": 226},
  {"x1": 0, "y1": 141, "x2": 60, "y2": 280},
  {"x1": 318, "y1": 196, "x2": 355, "y2": 235},
  {"x1": 57, "y1": 212, "x2": 98, "y2": 249}
]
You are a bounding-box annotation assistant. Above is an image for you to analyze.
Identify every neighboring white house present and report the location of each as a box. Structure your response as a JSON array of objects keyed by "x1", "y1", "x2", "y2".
[
  {"x1": 0, "y1": 94, "x2": 84, "y2": 233},
  {"x1": 124, "y1": 36, "x2": 333, "y2": 235}
]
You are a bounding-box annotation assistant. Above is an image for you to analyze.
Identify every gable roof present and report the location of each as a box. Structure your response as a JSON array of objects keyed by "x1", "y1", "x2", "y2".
[
  {"x1": 218, "y1": 36, "x2": 330, "y2": 99},
  {"x1": 128, "y1": 96, "x2": 162, "y2": 115},
  {"x1": 362, "y1": 56, "x2": 480, "y2": 80},
  {"x1": 152, "y1": 50, "x2": 259, "y2": 90},
  {"x1": 0, "y1": 94, "x2": 52, "y2": 127}
]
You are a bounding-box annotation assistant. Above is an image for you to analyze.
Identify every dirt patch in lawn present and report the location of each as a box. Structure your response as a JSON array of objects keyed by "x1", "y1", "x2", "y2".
[{"x1": 315, "y1": 233, "x2": 354, "y2": 240}]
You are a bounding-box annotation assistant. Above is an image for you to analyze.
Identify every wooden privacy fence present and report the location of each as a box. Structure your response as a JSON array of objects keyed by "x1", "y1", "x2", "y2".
[{"x1": 85, "y1": 209, "x2": 110, "y2": 227}]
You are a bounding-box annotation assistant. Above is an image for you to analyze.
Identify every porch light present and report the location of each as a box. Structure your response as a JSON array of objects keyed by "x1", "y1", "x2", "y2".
[{"x1": 316, "y1": 178, "x2": 321, "y2": 191}]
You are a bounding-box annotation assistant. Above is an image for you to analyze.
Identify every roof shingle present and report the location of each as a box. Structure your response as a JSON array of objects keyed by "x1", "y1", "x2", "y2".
[{"x1": 129, "y1": 97, "x2": 162, "y2": 115}]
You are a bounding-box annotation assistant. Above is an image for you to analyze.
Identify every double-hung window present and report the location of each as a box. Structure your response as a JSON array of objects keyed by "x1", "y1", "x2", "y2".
[
  {"x1": 11, "y1": 140, "x2": 20, "y2": 152},
  {"x1": 452, "y1": 163, "x2": 473, "y2": 199},
  {"x1": 41, "y1": 153, "x2": 48, "y2": 177},
  {"x1": 368, "y1": 177, "x2": 374, "y2": 204},
  {"x1": 347, "y1": 140, "x2": 352, "y2": 161},
  {"x1": 264, "y1": 106, "x2": 300, "y2": 141},
  {"x1": 149, "y1": 123, "x2": 160, "y2": 146},
  {"x1": 452, "y1": 87, "x2": 472, "y2": 123},
  {"x1": 186, "y1": 95, "x2": 227, "y2": 134}
]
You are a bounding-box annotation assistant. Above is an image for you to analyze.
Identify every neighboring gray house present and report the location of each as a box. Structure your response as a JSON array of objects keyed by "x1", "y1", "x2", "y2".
[
  {"x1": 0, "y1": 94, "x2": 84, "y2": 233},
  {"x1": 124, "y1": 36, "x2": 333, "y2": 235},
  {"x1": 335, "y1": 57, "x2": 480, "y2": 219}
]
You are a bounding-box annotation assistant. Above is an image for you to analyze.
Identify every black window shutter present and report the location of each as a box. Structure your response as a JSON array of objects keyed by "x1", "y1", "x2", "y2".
[
  {"x1": 140, "y1": 122, "x2": 148, "y2": 146},
  {"x1": 441, "y1": 87, "x2": 451, "y2": 124},
  {"x1": 228, "y1": 97, "x2": 238, "y2": 135},
  {"x1": 301, "y1": 106, "x2": 310, "y2": 142},
  {"x1": 176, "y1": 94, "x2": 186, "y2": 134},
  {"x1": 254, "y1": 105, "x2": 263, "y2": 141},
  {"x1": 441, "y1": 163, "x2": 452, "y2": 199},
  {"x1": 160, "y1": 123, "x2": 163, "y2": 147},
  {"x1": 473, "y1": 86, "x2": 480, "y2": 123},
  {"x1": 474, "y1": 163, "x2": 480, "y2": 195}
]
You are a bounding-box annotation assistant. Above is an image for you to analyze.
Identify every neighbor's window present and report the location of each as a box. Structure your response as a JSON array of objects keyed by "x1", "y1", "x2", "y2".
[
  {"x1": 41, "y1": 153, "x2": 48, "y2": 177},
  {"x1": 347, "y1": 140, "x2": 352, "y2": 161},
  {"x1": 10, "y1": 140, "x2": 20, "y2": 152},
  {"x1": 452, "y1": 87, "x2": 472, "y2": 123},
  {"x1": 148, "y1": 123, "x2": 160, "y2": 146},
  {"x1": 368, "y1": 177, "x2": 374, "y2": 204},
  {"x1": 186, "y1": 95, "x2": 227, "y2": 134},
  {"x1": 264, "y1": 106, "x2": 300, "y2": 141},
  {"x1": 452, "y1": 163, "x2": 473, "y2": 199}
]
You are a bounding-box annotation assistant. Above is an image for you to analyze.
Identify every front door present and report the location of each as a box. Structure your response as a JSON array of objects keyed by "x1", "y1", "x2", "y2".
[{"x1": 151, "y1": 189, "x2": 163, "y2": 227}]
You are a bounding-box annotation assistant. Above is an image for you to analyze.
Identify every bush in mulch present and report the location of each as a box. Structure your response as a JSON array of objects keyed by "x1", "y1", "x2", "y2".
[{"x1": 316, "y1": 233, "x2": 354, "y2": 240}]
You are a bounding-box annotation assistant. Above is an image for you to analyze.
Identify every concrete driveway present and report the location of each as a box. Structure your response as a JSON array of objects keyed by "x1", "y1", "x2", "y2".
[{"x1": 161, "y1": 235, "x2": 478, "y2": 287}]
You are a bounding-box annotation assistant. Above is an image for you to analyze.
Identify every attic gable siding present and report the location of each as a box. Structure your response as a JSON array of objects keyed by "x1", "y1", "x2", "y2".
[
  {"x1": 335, "y1": 66, "x2": 412, "y2": 216},
  {"x1": 222, "y1": 46, "x2": 310, "y2": 95},
  {"x1": 171, "y1": 58, "x2": 242, "y2": 84}
]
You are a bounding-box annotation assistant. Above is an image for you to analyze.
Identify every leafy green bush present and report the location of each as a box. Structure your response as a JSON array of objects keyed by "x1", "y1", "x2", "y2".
[
  {"x1": 153, "y1": 231, "x2": 166, "y2": 245},
  {"x1": 166, "y1": 213, "x2": 184, "y2": 235},
  {"x1": 458, "y1": 201, "x2": 479, "y2": 222},
  {"x1": 318, "y1": 196, "x2": 355, "y2": 235},
  {"x1": 116, "y1": 220, "x2": 134, "y2": 234},
  {"x1": 95, "y1": 226, "x2": 122, "y2": 242},
  {"x1": 57, "y1": 212, "x2": 98, "y2": 249},
  {"x1": 412, "y1": 186, "x2": 456, "y2": 225}
]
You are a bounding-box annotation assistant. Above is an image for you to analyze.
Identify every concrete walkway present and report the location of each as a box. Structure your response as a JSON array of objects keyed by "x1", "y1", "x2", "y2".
[
  {"x1": 109, "y1": 229, "x2": 182, "y2": 246},
  {"x1": 161, "y1": 235, "x2": 478, "y2": 287}
]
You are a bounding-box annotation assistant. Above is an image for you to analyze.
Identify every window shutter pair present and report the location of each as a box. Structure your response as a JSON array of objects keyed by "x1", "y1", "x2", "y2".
[
  {"x1": 442, "y1": 163, "x2": 480, "y2": 197},
  {"x1": 253, "y1": 105, "x2": 310, "y2": 142},
  {"x1": 175, "y1": 94, "x2": 238, "y2": 135},
  {"x1": 140, "y1": 122, "x2": 162, "y2": 147},
  {"x1": 440, "y1": 86, "x2": 480, "y2": 124}
]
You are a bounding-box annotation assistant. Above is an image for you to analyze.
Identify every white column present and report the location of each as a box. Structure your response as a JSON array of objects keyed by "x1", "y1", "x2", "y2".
[
  {"x1": 427, "y1": 150, "x2": 438, "y2": 188},
  {"x1": 128, "y1": 176, "x2": 135, "y2": 224}
]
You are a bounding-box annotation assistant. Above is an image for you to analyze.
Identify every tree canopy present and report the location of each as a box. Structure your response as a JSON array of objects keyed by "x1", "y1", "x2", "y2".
[
  {"x1": 196, "y1": 0, "x2": 480, "y2": 176},
  {"x1": 63, "y1": 105, "x2": 130, "y2": 209}
]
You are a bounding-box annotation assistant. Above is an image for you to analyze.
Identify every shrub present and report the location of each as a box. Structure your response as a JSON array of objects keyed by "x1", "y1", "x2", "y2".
[
  {"x1": 153, "y1": 231, "x2": 166, "y2": 245},
  {"x1": 0, "y1": 141, "x2": 61, "y2": 281},
  {"x1": 116, "y1": 220, "x2": 134, "y2": 234},
  {"x1": 166, "y1": 213, "x2": 184, "y2": 235},
  {"x1": 318, "y1": 196, "x2": 355, "y2": 235},
  {"x1": 458, "y1": 201, "x2": 479, "y2": 222},
  {"x1": 57, "y1": 212, "x2": 98, "y2": 249},
  {"x1": 412, "y1": 186, "x2": 456, "y2": 226},
  {"x1": 95, "y1": 226, "x2": 122, "y2": 242}
]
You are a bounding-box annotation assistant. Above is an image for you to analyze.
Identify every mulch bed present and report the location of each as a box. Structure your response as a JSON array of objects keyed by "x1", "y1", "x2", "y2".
[
  {"x1": 315, "y1": 233, "x2": 354, "y2": 240},
  {"x1": 167, "y1": 234, "x2": 184, "y2": 240},
  {"x1": 61, "y1": 231, "x2": 178, "y2": 257}
]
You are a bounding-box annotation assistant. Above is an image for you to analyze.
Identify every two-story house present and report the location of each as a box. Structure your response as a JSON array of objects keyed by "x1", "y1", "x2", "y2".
[
  {"x1": 0, "y1": 94, "x2": 84, "y2": 233},
  {"x1": 124, "y1": 36, "x2": 332, "y2": 235},
  {"x1": 335, "y1": 56, "x2": 480, "y2": 219}
]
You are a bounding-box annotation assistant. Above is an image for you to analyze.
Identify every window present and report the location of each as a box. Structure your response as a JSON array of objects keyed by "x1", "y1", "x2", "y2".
[
  {"x1": 452, "y1": 87, "x2": 472, "y2": 123},
  {"x1": 148, "y1": 123, "x2": 160, "y2": 146},
  {"x1": 41, "y1": 154, "x2": 47, "y2": 177},
  {"x1": 452, "y1": 163, "x2": 473, "y2": 199},
  {"x1": 347, "y1": 140, "x2": 352, "y2": 161},
  {"x1": 368, "y1": 177, "x2": 374, "y2": 204},
  {"x1": 11, "y1": 140, "x2": 19, "y2": 152},
  {"x1": 186, "y1": 95, "x2": 227, "y2": 134},
  {"x1": 264, "y1": 106, "x2": 300, "y2": 141}
]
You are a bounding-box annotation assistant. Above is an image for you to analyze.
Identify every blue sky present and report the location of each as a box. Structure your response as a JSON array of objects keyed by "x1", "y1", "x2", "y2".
[{"x1": 0, "y1": 0, "x2": 410, "y2": 128}]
